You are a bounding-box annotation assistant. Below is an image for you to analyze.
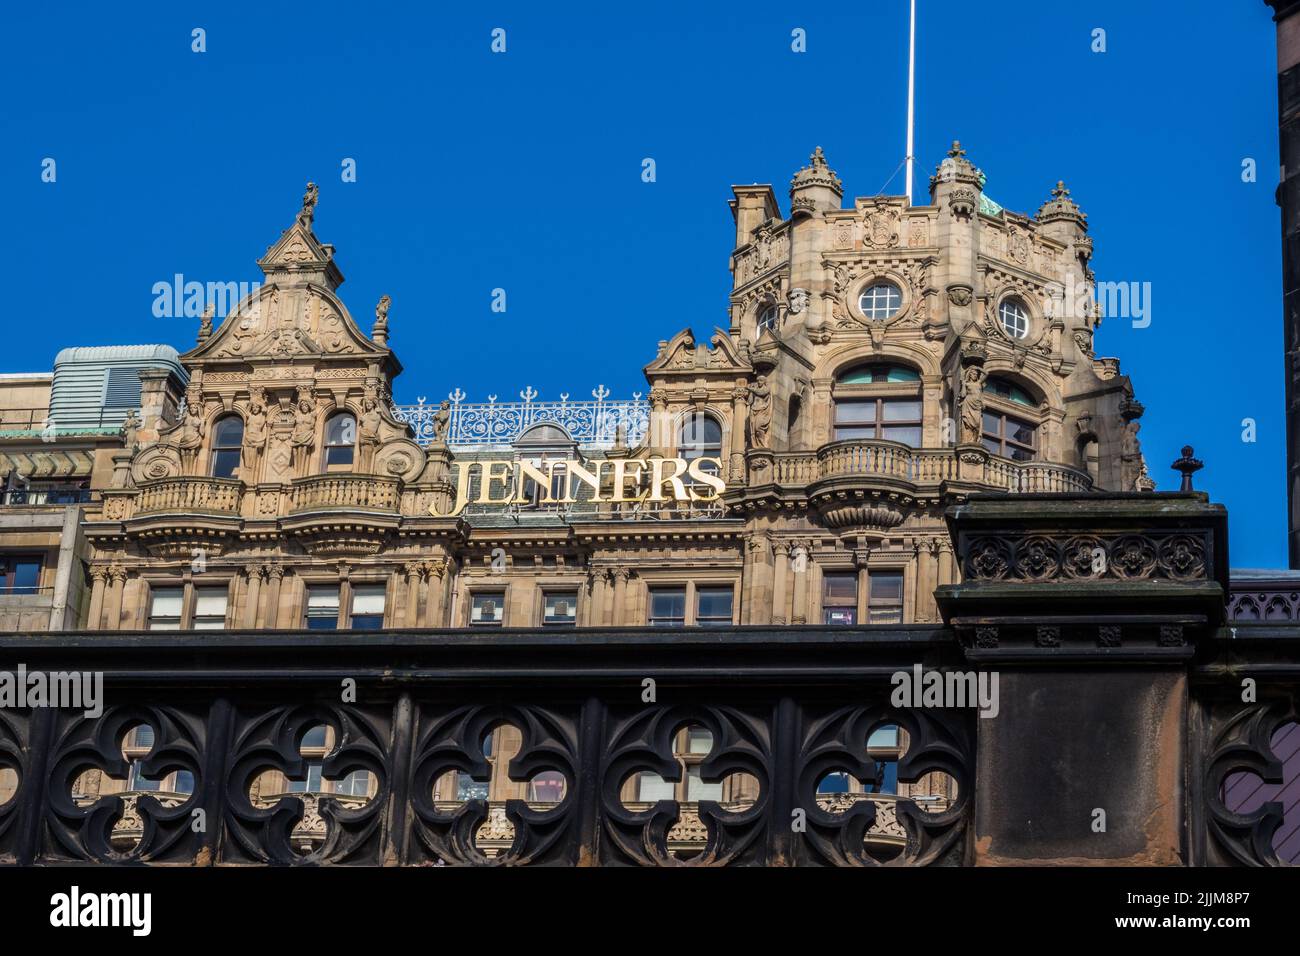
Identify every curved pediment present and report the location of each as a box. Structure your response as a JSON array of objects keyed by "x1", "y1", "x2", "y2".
[{"x1": 183, "y1": 282, "x2": 387, "y2": 365}]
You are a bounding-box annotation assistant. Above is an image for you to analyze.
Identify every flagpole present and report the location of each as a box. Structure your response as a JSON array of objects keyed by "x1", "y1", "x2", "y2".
[{"x1": 905, "y1": 0, "x2": 916, "y2": 205}]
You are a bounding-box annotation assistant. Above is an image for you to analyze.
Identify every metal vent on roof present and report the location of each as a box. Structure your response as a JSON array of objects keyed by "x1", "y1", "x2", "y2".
[{"x1": 104, "y1": 367, "x2": 143, "y2": 408}]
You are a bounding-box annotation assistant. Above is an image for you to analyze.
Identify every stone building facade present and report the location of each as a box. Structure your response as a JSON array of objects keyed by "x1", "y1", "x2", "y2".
[
  {"x1": 79, "y1": 146, "x2": 1151, "y2": 640},
  {"x1": 3, "y1": 149, "x2": 1159, "y2": 854}
]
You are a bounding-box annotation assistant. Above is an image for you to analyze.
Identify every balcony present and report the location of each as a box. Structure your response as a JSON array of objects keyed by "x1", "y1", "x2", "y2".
[
  {"x1": 283, "y1": 474, "x2": 401, "y2": 556},
  {"x1": 288, "y1": 475, "x2": 400, "y2": 513},
  {"x1": 134, "y1": 476, "x2": 243, "y2": 516},
  {"x1": 770, "y1": 440, "x2": 1093, "y2": 494}
]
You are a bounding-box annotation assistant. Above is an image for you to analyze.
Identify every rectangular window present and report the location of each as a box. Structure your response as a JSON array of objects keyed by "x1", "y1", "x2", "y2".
[
  {"x1": 470, "y1": 592, "x2": 504, "y2": 626},
  {"x1": 822, "y1": 571, "x2": 858, "y2": 626},
  {"x1": 636, "y1": 772, "x2": 676, "y2": 802},
  {"x1": 695, "y1": 586, "x2": 734, "y2": 627},
  {"x1": 867, "y1": 571, "x2": 904, "y2": 624},
  {"x1": 148, "y1": 587, "x2": 184, "y2": 630},
  {"x1": 286, "y1": 763, "x2": 324, "y2": 793},
  {"x1": 192, "y1": 588, "x2": 228, "y2": 630},
  {"x1": 687, "y1": 766, "x2": 723, "y2": 801},
  {"x1": 543, "y1": 591, "x2": 577, "y2": 626},
  {"x1": 349, "y1": 585, "x2": 386, "y2": 630},
  {"x1": 648, "y1": 587, "x2": 686, "y2": 627},
  {"x1": 0, "y1": 555, "x2": 41, "y2": 595},
  {"x1": 333, "y1": 770, "x2": 371, "y2": 797},
  {"x1": 305, "y1": 587, "x2": 341, "y2": 630}
]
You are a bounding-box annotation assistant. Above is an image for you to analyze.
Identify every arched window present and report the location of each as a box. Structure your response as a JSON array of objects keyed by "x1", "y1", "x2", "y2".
[
  {"x1": 679, "y1": 413, "x2": 723, "y2": 469},
  {"x1": 210, "y1": 416, "x2": 243, "y2": 479},
  {"x1": 981, "y1": 377, "x2": 1038, "y2": 460},
  {"x1": 833, "y1": 363, "x2": 922, "y2": 446},
  {"x1": 324, "y1": 412, "x2": 356, "y2": 467},
  {"x1": 757, "y1": 304, "x2": 778, "y2": 336}
]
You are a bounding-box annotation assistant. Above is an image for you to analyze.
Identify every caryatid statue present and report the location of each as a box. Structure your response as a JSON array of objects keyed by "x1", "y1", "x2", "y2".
[
  {"x1": 291, "y1": 388, "x2": 317, "y2": 473},
  {"x1": 174, "y1": 391, "x2": 205, "y2": 474},
  {"x1": 959, "y1": 365, "x2": 986, "y2": 445},
  {"x1": 242, "y1": 387, "x2": 269, "y2": 476},
  {"x1": 744, "y1": 375, "x2": 773, "y2": 450}
]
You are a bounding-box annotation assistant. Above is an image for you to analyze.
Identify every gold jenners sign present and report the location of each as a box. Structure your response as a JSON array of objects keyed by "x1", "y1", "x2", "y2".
[{"x1": 429, "y1": 456, "x2": 726, "y2": 517}]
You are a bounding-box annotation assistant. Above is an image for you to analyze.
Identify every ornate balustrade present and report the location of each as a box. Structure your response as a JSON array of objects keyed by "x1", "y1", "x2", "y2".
[
  {"x1": 393, "y1": 390, "x2": 650, "y2": 449},
  {"x1": 288, "y1": 475, "x2": 400, "y2": 513},
  {"x1": 134, "y1": 477, "x2": 243, "y2": 515},
  {"x1": 769, "y1": 441, "x2": 1091, "y2": 494}
]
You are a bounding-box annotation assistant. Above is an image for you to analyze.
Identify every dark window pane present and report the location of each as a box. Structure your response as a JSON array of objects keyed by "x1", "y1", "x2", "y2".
[
  {"x1": 869, "y1": 572, "x2": 903, "y2": 601},
  {"x1": 981, "y1": 437, "x2": 1002, "y2": 456},
  {"x1": 822, "y1": 572, "x2": 857, "y2": 601},
  {"x1": 881, "y1": 400, "x2": 921, "y2": 422},
  {"x1": 835, "y1": 401, "x2": 876, "y2": 424},
  {"x1": 881, "y1": 426, "x2": 921, "y2": 446},
  {"x1": 695, "y1": 587, "x2": 733, "y2": 625},
  {"x1": 649, "y1": 588, "x2": 686, "y2": 625},
  {"x1": 325, "y1": 444, "x2": 354, "y2": 466},
  {"x1": 834, "y1": 426, "x2": 877, "y2": 440},
  {"x1": 212, "y1": 416, "x2": 243, "y2": 446},
  {"x1": 210, "y1": 449, "x2": 240, "y2": 480},
  {"x1": 12, "y1": 560, "x2": 40, "y2": 594}
]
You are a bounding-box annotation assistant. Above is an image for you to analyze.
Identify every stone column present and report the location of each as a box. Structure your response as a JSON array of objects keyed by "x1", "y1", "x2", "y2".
[
  {"x1": 600, "y1": 569, "x2": 616, "y2": 626},
  {"x1": 611, "y1": 568, "x2": 630, "y2": 626},
  {"x1": 86, "y1": 566, "x2": 109, "y2": 631},
  {"x1": 404, "y1": 561, "x2": 423, "y2": 627},
  {"x1": 914, "y1": 540, "x2": 938, "y2": 624},
  {"x1": 105, "y1": 565, "x2": 127, "y2": 631},
  {"x1": 422, "y1": 560, "x2": 447, "y2": 626},
  {"x1": 729, "y1": 386, "x2": 749, "y2": 483},
  {"x1": 243, "y1": 564, "x2": 264, "y2": 629},
  {"x1": 937, "y1": 539, "x2": 955, "y2": 587},
  {"x1": 771, "y1": 541, "x2": 790, "y2": 625},
  {"x1": 262, "y1": 564, "x2": 284, "y2": 629},
  {"x1": 790, "y1": 541, "x2": 809, "y2": 624}
]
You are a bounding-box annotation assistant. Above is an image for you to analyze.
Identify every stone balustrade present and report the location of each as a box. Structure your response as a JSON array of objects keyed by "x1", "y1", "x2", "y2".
[
  {"x1": 769, "y1": 441, "x2": 1092, "y2": 494},
  {"x1": 134, "y1": 476, "x2": 243, "y2": 515},
  {"x1": 288, "y1": 475, "x2": 400, "y2": 513}
]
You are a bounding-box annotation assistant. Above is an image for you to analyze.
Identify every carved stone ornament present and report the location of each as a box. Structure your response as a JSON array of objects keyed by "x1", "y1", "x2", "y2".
[{"x1": 947, "y1": 285, "x2": 973, "y2": 308}]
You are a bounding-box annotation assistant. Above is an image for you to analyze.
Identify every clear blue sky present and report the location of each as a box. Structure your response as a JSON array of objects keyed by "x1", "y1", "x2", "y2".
[{"x1": 0, "y1": 1, "x2": 1286, "y2": 566}]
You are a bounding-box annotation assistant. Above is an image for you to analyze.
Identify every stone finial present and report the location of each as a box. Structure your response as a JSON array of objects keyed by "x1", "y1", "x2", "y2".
[
  {"x1": 197, "y1": 305, "x2": 214, "y2": 344},
  {"x1": 373, "y1": 294, "x2": 391, "y2": 346},
  {"x1": 298, "y1": 181, "x2": 319, "y2": 227},
  {"x1": 1036, "y1": 179, "x2": 1088, "y2": 229},
  {"x1": 1171, "y1": 445, "x2": 1204, "y2": 492},
  {"x1": 930, "y1": 139, "x2": 983, "y2": 191},
  {"x1": 789, "y1": 145, "x2": 843, "y2": 198}
]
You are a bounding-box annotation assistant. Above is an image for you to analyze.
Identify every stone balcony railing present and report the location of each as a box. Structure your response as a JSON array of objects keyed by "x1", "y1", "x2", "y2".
[
  {"x1": 288, "y1": 475, "x2": 400, "y2": 513},
  {"x1": 772, "y1": 441, "x2": 1092, "y2": 494},
  {"x1": 134, "y1": 476, "x2": 243, "y2": 516}
]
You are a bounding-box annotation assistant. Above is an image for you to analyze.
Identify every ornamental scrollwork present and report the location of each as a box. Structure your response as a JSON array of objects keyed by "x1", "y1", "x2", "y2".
[{"x1": 962, "y1": 532, "x2": 1208, "y2": 583}]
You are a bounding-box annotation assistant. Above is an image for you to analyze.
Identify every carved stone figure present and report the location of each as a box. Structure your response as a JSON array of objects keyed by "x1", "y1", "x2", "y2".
[
  {"x1": 291, "y1": 389, "x2": 317, "y2": 473},
  {"x1": 744, "y1": 375, "x2": 773, "y2": 450},
  {"x1": 959, "y1": 366, "x2": 986, "y2": 444},
  {"x1": 174, "y1": 394, "x2": 205, "y2": 474},
  {"x1": 122, "y1": 409, "x2": 140, "y2": 451},
  {"x1": 243, "y1": 388, "x2": 269, "y2": 476},
  {"x1": 358, "y1": 397, "x2": 384, "y2": 471},
  {"x1": 298, "y1": 182, "x2": 318, "y2": 227},
  {"x1": 788, "y1": 288, "x2": 809, "y2": 314},
  {"x1": 431, "y1": 400, "x2": 451, "y2": 443},
  {"x1": 373, "y1": 294, "x2": 391, "y2": 346}
]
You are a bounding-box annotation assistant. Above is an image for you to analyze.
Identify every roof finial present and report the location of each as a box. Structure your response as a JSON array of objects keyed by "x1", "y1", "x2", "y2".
[
  {"x1": 1052, "y1": 180, "x2": 1070, "y2": 199},
  {"x1": 372, "y1": 294, "x2": 391, "y2": 347},
  {"x1": 948, "y1": 140, "x2": 966, "y2": 159},
  {"x1": 1171, "y1": 445, "x2": 1204, "y2": 492},
  {"x1": 298, "y1": 182, "x2": 319, "y2": 227}
]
